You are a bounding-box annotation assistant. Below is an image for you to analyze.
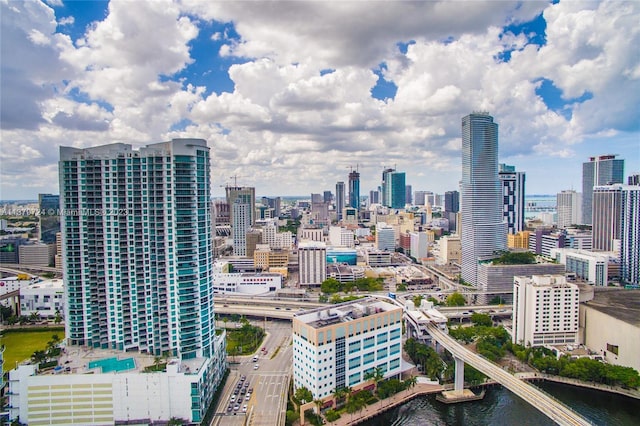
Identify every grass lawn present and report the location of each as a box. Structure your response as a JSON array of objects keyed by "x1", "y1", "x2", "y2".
[
  {"x1": 225, "y1": 327, "x2": 265, "y2": 356},
  {"x1": 1, "y1": 328, "x2": 65, "y2": 370}
]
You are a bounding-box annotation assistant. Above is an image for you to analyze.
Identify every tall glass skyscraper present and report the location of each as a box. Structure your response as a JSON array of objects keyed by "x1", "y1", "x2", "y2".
[
  {"x1": 336, "y1": 181, "x2": 345, "y2": 221},
  {"x1": 60, "y1": 139, "x2": 216, "y2": 359},
  {"x1": 620, "y1": 185, "x2": 640, "y2": 286},
  {"x1": 348, "y1": 169, "x2": 360, "y2": 210},
  {"x1": 38, "y1": 193, "x2": 60, "y2": 243},
  {"x1": 382, "y1": 169, "x2": 406, "y2": 208},
  {"x1": 461, "y1": 113, "x2": 506, "y2": 286},
  {"x1": 581, "y1": 154, "x2": 624, "y2": 224}
]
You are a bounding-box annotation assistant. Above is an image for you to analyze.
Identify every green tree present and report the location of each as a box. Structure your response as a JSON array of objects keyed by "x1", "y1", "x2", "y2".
[
  {"x1": 29, "y1": 311, "x2": 41, "y2": 323},
  {"x1": 295, "y1": 386, "x2": 313, "y2": 404},
  {"x1": 471, "y1": 313, "x2": 492, "y2": 327},
  {"x1": 321, "y1": 278, "x2": 342, "y2": 294},
  {"x1": 412, "y1": 295, "x2": 424, "y2": 307},
  {"x1": 364, "y1": 366, "x2": 385, "y2": 391},
  {"x1": 54, "y1": 310, "x2": 63, "y2": 324},
  {"x1": 446, "y1": 292, "x2": 466, "y2": 306}
]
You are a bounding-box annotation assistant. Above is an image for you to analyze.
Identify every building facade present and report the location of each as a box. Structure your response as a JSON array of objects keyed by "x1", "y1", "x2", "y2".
[
  {"x1": 336, "y1": 181, "x2": 345, "y2": 221},
  {"x1": 348, "y1": 170, "x2": 360, "y2": 210},
  {"x1": 549, "y1": 248, "x2": 609, "y2": 286},
  {"x1": 620, "y1": 185, "x2": 640, "y2": 285},
  {"x1": 460, "y1": 113, "x2": 506, "y2": 286},
  {"x1": 298, "y1": 242, "x2": 327, "y2": 286},
  {"x1": 513, "y1": 275, "x2": 579, "y2": 347},
  {"x1": 375, "y1": 222, "x2": 395, "y2": 251},
  {"x1": 499, "y1": 164, "x2": 526, "y2": 234},
  {"x1": 38, "y1": 193, "x2": 60, "y2": 244},
  {"x1": 556, "y1": 190, "x2": 582, "y2": 229},
  {"x1": 591, "y1": 185, "x2": 622, "y2": 251},
  {"x1": 232, "y1": 200, "x2": 252, "y2": 256},
  {"x1": 582, "y1": 155, "x2": 624, "y2": 225},
  {"x1": 293, "y1": 298, "x2": 403, "y2": 400}
]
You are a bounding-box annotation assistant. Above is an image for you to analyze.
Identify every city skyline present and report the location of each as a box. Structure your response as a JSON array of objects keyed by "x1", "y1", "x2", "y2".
[{"x1": 1, "y1": 1, "x2": 639, "y2": 200}]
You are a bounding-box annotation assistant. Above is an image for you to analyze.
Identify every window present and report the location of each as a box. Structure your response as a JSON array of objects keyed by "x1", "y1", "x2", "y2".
[{"x1": 606, "y1": 343, "x2": 619, "y2": 355}]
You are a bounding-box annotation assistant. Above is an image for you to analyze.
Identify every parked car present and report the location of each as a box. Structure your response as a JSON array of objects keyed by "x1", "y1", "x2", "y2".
[{"x1": 253, "y1": 364, "x2": 259, "y2": 370}]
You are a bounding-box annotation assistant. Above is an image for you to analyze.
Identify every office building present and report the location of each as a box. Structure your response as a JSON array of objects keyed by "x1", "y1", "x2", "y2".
[
  {"x1": 18, "y1": 242, "x2": 54, "y2": 266},
  {"x1": 18, "y1": 278, "x2": 64, "y2": 319},
  {"x1": 329, "y1": 226, "x2": 355, "y2": 248},
  {"x1": 460, "y1": 113, "x2": 507, "y2": 286},
  {"x1": 620, "y1": 185, "x2": 640, "y2": 285},
  {"x1": 549, "y1": 248, "x2": 609, "y2": 287},
  {"x1": 298, "y1": 241, "x2": 327, "y2": 286},
  {"x1": 226, "y1": 186, "x2": 256, "y2": 226},
  {"x1": 405, "y1": 185, "x2": 412, "y2": 205},
  {"x1": 591, "y1": 185, "x2": 622, "y2": 252},
  {"x1": 369, "y1": 189, "x2": 380, "y2": 205},
  {"x1": 512, "y1": 275, "x2": 579, "y2": 347},
  {"x1": 348, "y1": 169, "x2": 360, "y2": 210},
  {"x1": 38, "y1": 193, "x2": 60, "y2": 244},
  {"x1": 499, "y1": 164, "x2": 526, "y2": 234},
  {"x1": 409, "y1": 231, "x2": 428, "y2": 260},
  {"x1": 293, "y1": 298, "x2": 403, "y2": 400},
  {"x1": 414, "y1": 191, "x2": 427, "y2": 207},
  {"x1": 556, "y1": 190, "x2": 582, "y2": 229},
  {"x1": 444, "y1": 191, "x2": 459, "y2": 213},
  {"x1": 336, "y1": 182, "x2": 345, "y2": 221},
  {"x1": 476, "y1": 259, "x2": 565, "y2": 304},
  {"x1": 375, "y1": 222, "x2": 395, "y2": 251},
  {"x1": 582, "y1": 155, "x2": 624, "y2": 224},
  {"x1": 507, "y1": 231, "x2": 530, "y2": 249},
  {"x1": 438, "y1": 235, "x2": 461, "y2": 265},
  {"x1": 629, "y1": 174, "x2": 640, "y2": 186},
  {"x1": 8, "y1": 139, "x2": 228, "y2": 425},
  {"x1": 232, "y1": 200, "x2": 252, "y2": 257},
  {"x1": 380, "y1": 168, "x2": 406, "y2": 209}
]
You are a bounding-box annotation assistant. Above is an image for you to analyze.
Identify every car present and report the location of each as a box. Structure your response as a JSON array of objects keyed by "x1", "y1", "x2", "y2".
[
  {"x1": 240, "y1": 375, "x2": 246, "y2": 381},
  {"x1": 227, "y1": 405, "x2": 233, "y2": 412},
  {"x1": 242, "y1": 404, "x2": 248, "y2": 412},
  {"x1": 253, "y1": 364, "x2": 259, "y2": 370},
  {"x1": 275, "y1": 307, "x2": 281, "y2": 310},
  {"x1": 252, "y1": 355, "x2": 258, "y2": 362},
  {"x1": 234, "y1": 404, "x2": 240, "y2": 411},
  {"x1": 249, "y1": 387, "x2": 254, "y2": 393},
  {"x1": 245, "y1": 394, "x2": 251, "y2": 401},
  {"x1": 244, "y1": 381, "x2": 249, "y2": 387},
  {"x1": 230, "y1": 395, "x2": 236, "y2": 402},
  {"x1": 240, "y1": 388, "x2": 246, "y2": 394},
  {"x1": 233, "y1": 389, "x2": 239, "y2": 395}
]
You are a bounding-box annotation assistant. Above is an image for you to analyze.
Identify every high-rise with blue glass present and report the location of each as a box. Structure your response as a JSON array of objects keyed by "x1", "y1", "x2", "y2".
[
  {"x1": 461, "y1": 113, "x2": 507, "y2": 286},
  {"x1": 348, "y1": 169, "x2": 360, "y2": 210}
]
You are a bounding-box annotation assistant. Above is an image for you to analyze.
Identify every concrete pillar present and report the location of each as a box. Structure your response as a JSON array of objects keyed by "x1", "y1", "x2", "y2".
[{"x1": 454, "y1": 357, "x2": 464, "y2": 393}]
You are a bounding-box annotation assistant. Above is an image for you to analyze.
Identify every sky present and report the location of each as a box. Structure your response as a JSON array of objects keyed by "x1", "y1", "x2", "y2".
[{"x1": 1, "y1": 0, "x2": 639, "y2": 200}]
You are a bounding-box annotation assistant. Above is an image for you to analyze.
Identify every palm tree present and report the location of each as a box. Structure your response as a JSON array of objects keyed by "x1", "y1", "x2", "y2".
[
  {"x1": 364, "y1": 366, "x2": 385, "y2": 392},
  {"x1": 313, "y1": 398, "x2": 323, "y2": 416},
  {"x1": 332, "y1": 386, "x2": 350, "y2": 409},
  {"x1": 404, "y1": 375, "x2": 418, "y2": 391},
  {"x1": 29, "y1": 311, "x2": 41, "y2": 323},
  {"x1": 54, "y1": 310, "x2": 63, "y2": 324}
]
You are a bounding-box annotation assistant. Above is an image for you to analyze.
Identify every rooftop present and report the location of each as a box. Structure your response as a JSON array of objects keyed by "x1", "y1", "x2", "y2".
[
  {"x1": 583, "y1": 289, "x2": 640, "y2": 328},
  {"x1": 295, "y1": 297, "x2": 400, "y2": 329}
]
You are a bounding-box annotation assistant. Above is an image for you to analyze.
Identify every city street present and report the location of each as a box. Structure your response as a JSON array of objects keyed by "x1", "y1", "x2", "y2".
[{"x1": 212, "y1": 319, "x2": 293, "y2": 426}]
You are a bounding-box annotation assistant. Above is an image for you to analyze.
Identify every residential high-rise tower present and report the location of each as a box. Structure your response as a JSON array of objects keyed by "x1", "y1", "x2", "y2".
[
  {"x1": 336, "y1": 181, "x2": 345, "y2": 221},
  {"x1": 556, "y1": 190, "x2": 582, "y2": 229},
  {"x1": 620, "y1": 185, "x2": 640, "y2": 285},
  {"x1": 582, "y1": 155, "x2": 624, "y2": 224},
  {"x1": 348, "y1": 169, "x2": 360, "y2": 210},
  {"x1": 460, "y1": 113, "x2": 506, "y2": 286},
  {"x1": 499, "y1": 164, "x2": 526, "y2": 234}
]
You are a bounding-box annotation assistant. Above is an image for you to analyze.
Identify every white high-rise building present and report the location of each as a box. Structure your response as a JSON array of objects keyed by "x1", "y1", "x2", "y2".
[
  {"x1": 232, "y1": 200, "x2": 251, "y2": 256},
  {"x1": 375, "y1": 222, "x2": 395, "y2": 251},
  {"x1": 591, "y1": 185, "x2": 622, "y2": 251},
  {"x1": 512, "y1": 275, "x2": 579, "y2": 347},
  {"x1": 409, "y1": 231, "x2": 428, "y2": 259},
  {"x1": 329, "y1": 226, "x2": 355, "y2": 248},
  {"x1": 293, "y1": 298, "x2": 403, "y2": 400},
  {"x1": 461, "y1": 113, "x2": 507, "y2": 286},
  {"x1": 298, "y1": 241, "x2": 327, "y2": 286},
  {"x1": 8, "y1": 140, "x2": 228, "y2": 425},
  {"x1": 582, "y1": 155, "x2": 624, "y2": 225},
  {"x1": 556, "y1": 190, "x2": 582, "y2": 229}
]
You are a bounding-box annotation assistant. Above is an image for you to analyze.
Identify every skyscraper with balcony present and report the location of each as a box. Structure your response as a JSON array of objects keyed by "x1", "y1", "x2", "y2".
[
  {"x1": 60, "y1": 140, "x2": 216, "y2": 358},
  {"x1": 620, "y1": 185, "x2": 640, "y2": 285},
  {"x1": 348, "y1": 169, "x2": 360, "y2": 210},
  {"x1": 499, "y1": 164, "x2": 526, "y2": 234},
  {"x1": 461, "y1": 113, "x2": 506, "y2": 286},
  {"x1": 226, "y1": 186, "x2": 256, "y2": 226},
  {"x1": 582, "y1": 155, "x2": 624, "y2": 224},
  {"x1": 232, "y1": 199, "x2": 251, "y2": 256},
  {"x1": 591, "y1": 185, "x2": 622, "y2": 252},
  {"x1": 336, "y1": 181, "x2": 345, "y2": 221}
]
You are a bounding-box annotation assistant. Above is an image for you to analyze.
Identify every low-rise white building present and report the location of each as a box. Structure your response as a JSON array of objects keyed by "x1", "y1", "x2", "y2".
[
  {"x1": 549, "y1": 248, "x2": 609, "y2": 286},
  {"x1": 293, "y1": 298, "x2": 403, "y2": 400},
  {"x1": 365, "y1": 250, "x2": 392, "y2": 267},
  {"x1": 513, "y1": 275, "x2": 579, "y2": 347},
  {"x1": 7, "y1": 337, "x2": 227, "y2": 426},
  {"x1": 19, "y1": 279, "x2": 64, "y2": 318},
  {"x1": 212, "y1": 261, "x2": 282, "y2": 294}
]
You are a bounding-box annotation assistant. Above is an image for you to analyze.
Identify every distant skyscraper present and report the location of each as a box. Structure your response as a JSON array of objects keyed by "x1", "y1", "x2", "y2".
[
  {"x1": 405, "y1": 185, "x2": 412, "y2": 205},
  {"x1": 582, "y1": 155, "x2": 624, "y2": 225},
  {"x1": 444, "y1": 190, "x2": 459, "y2": 213},
  {"x1": 38, "y1": 193, "x2": 60, "y2": 244},
  {"x1": 556, "y1": 190, "x2": 582, "y2": 229},
  {"x1": 620, "y1": 185, "x2": 640, "y2": 285},
  {"x1": 226, "y1": 186, "x2": 256, "y2": 226},
  {"x1": 348, "y1": 169, "x2": 360, "y2": 210},
  {"x1": 414, "y1": 191, "x2": 427, "y2": 206},
  {"x1": 461, "y1": 113, "x2": 506, "y2": 286},
  {"x1": 232, "y1": 199, "x2": 251, "y2": 256},
  {"x1": 383, "y1": 170, "x2": 406, "y2": 208},
  {"x1": 629, "y1": 174, "x2": 640, "y2": 186},
  {"x1": 60, "y1": 139, "x2": 216, "y2": 358},
  {"x1": 336, "y1": 182, "x2": 345, "y2": 221},
  {"x1": 369, "y1": 189, "x2": 380, "y2": 204},
  {"x1": 323, "y1": 191, "x2": 332, "y2": 203},
  {"x1": 499, "y1": 164, "x2": 526, "y2": 234},
  {"x1": 591, "y1": 185, "x2": 622, "y2": 251}
]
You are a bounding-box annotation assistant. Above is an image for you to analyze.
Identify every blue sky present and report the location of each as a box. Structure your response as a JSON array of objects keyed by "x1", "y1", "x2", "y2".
[{"x1": 1, "y1": 0, "x2": 638, "y2": 200}]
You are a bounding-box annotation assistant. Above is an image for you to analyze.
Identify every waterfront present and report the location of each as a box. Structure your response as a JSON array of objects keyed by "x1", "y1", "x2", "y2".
[{"x1": 360, "y1": 382, "x2": 640, "y2": 426}]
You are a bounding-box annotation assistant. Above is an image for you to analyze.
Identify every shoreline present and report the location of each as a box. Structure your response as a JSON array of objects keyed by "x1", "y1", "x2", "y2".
[{"x1": 323, "y1": 375, "x2": 640, "y2": 426}]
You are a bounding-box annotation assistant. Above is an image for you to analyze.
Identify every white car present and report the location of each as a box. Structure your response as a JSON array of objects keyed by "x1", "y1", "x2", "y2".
[
  {"x1": 242, "y1": 404, "x2": 248, "y2": 413},
  {"x1": 253, "y1": 364, "x2": 259, "y2": 370},
  {"x1": 230, "y1": 395, "x2": 236, "y2": 402}
]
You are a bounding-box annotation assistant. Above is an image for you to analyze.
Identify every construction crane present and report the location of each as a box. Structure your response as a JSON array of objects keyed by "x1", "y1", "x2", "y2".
[{"x1": 229, "y1": 174, "x2": 247, "y2": 187}]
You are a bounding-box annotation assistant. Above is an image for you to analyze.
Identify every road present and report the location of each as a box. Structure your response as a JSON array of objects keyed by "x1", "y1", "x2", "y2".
[{"x1": 211, "y1": 320, "x2": 293, "y2": 426}]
